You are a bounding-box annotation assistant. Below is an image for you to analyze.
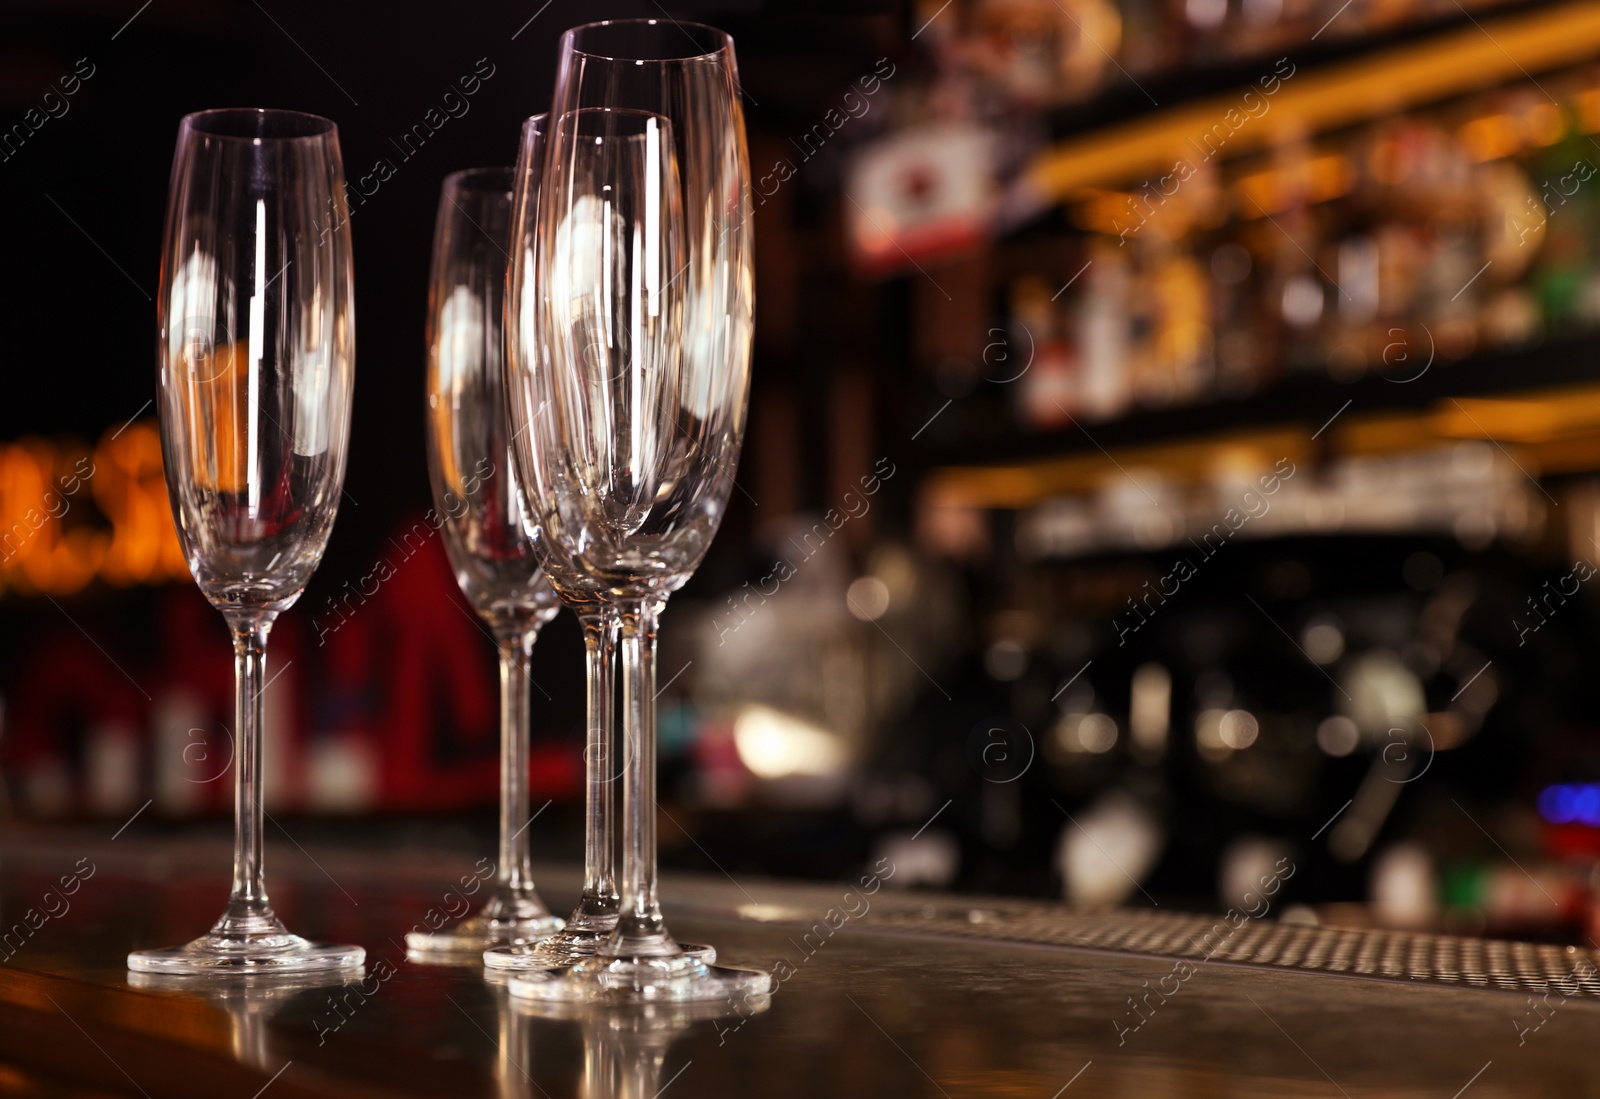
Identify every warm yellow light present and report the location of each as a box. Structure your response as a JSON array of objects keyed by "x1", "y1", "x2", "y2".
[
  {"x1": 0, "y1": 421, "x2": 188, "y2": 598},
  {"x1": 733, "y1": 705, "x2": 851, "y2": 779},
  {"x1": 1028, "y1": 2, "x2": 1600, "y2": 199},
  {"x1": 1458, "y1": 113, "x2": 1523, "y2": 162},
  {"x1": 1525, "y1": 101, "x2": 1566, "y2": 146},
  {"x1": 846, "y1": 576, "x2": 891, "y2": 621}
]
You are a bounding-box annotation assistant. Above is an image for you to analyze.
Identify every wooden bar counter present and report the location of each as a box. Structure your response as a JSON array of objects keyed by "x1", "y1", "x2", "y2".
[{"x1": 0, "y1": 826, "x2": 1593, "y2": 1097}]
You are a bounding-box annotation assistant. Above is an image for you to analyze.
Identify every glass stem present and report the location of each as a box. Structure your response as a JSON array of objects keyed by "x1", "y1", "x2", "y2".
[
  {"x1": 496, "y1": 626, "x2": 538, "y2": 898},
  {"x1": 610, "y1": 596, "x2": 673, "y2": 956},
  {"x1": 579, "y1": 610, "x2": 620, "y2": 915},
  {"x1": 224, "y1": 613, "x2": 275, "y2": 924}
]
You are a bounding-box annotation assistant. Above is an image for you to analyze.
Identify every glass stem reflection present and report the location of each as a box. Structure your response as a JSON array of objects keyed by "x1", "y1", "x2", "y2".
[
  {"x1": 580, "y1": 610, "x2": 619, "y2": 920},
  {"x1": 496, "y1": 626, "x2": 538, "y2": 900},
  {"x1": 225, "y1": 614, "x2": 275, "y2": 921},
  {"x1": 610, "y1": 596, "x2": 673, "y2": 956}
]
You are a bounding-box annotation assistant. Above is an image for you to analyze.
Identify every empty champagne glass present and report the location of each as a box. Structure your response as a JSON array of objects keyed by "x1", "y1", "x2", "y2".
[
  {"x1": 407, "y1": 167, "x2": 564, "y2": 959},
  {"x1": 505, "y1": 20, "x2": 765, "y2": 1005},
  {"x1": 131, "y1": 108, "x2": 361, "y2": 973},
  {"x1": 494, "y1": 117, "x2": 713, "y2": 976},
  {"x1": 488, "y1": 116, "x2": 626, "y2": 973}
]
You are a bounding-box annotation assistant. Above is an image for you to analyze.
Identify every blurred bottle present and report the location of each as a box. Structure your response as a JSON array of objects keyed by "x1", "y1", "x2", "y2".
[
  {"x1": 1077, "y1": 240, "x2": 1134, "y2": 420},
  {"x1": 995, "y1": 64, "x2": 1600, "y2": 433}
]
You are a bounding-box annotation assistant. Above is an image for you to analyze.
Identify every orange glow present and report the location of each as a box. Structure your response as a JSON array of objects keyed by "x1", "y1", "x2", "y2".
[
  {"x1": 1573, "y1": 88, "x2": 1600, "y2": 132},
  {"x1": 178, "y1": 338, "x2": 249, "y2": 493},
  {"x1": 928, "y1": 385, "x2": 1600, "y2": 512},
  {"x1": 924, "y1": 428, "x2": 1309, "y2": 509},
  {"x1": 1234, "y1": 154, "x2": 1356, "y2": 217},
  {"x1": 1370, "y1": 137, "x2": 1410, "y2": 186},
  {"x1": 1027, "y1": 1, "x2": 1600, "y2": 199},
  {"x1": 0, "y1": 420, "x2": 189, "y2": 598},
  {"x1": 1431, "y1": 387, "x2": 1600, "y2": 443},
  {"x1": 1525, "y1": 101, "x2": 1566, "y2": 146},
  {"x1": 1458, "y1": 113, "x2": 1523, "y2": 162}
]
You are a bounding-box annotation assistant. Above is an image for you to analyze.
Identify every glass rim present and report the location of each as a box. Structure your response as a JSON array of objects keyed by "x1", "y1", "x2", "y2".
[
  {"x1": 442, "y1": 165, "x2": 516, "y2": 193},
  {"x1": 180, "y1": 107, "x2": 338, "y2": 141},
  {"x1": 559, "y1": 18, "x2": 734, "y2": 63}
]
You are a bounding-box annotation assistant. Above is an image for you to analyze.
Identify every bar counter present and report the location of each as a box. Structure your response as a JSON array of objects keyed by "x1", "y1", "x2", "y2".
[{"x1": 0, "y1": 827, "x2": 1594, "y2": 1097}]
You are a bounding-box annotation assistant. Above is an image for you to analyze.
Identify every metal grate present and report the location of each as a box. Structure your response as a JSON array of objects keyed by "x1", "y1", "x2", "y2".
[{"x1": 863, "y1": 901, "x2": 1600, "y2": 997}]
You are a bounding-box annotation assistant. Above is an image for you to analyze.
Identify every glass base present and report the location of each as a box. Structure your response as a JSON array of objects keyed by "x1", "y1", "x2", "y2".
[
  {"x1": 483, "y1": 898, "x2": 715, "y2": 972},
  {"x1": 129, "y1": 915, "x2": 365, "y2": 975},
  {"x1": 508, "y1": 990, "x2": 771, "y2": 1028},
  {"x1": 483, "y1": 897, "x2": 617, "y2": 970},
  {"x1": 506, "y1": 948, "x2": 771, "y2": 1003},
  {"x1": 405, "y1": 903, "x2": 564, "y2": 963},
  {"x1": 486, "y1": 934, "x2": 715, "y2": 971},
  {"x1": 127, "y1": 969, "x2": 357, "y2": 995}
]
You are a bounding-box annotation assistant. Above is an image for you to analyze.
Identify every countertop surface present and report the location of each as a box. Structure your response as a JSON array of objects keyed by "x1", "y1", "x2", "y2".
[{"x1": 0, "y1": 826, "x2": 1595, "y2": 1098}]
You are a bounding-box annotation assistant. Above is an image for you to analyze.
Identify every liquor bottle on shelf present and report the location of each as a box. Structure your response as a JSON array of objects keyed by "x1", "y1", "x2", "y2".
[
  {"x1": 1013, "y1": 275, "x2": 1080, "y2": 430},
  {"x1": 988, "y1": 64, "x2": 1600, "y2": 434},
  {"x1": 1208, "y1": 239, "x2": 1266, "y2": 396},
  {"x1": 923, "y1": 0, "x2": 1532, "y2": 112},
  {"x1": 1076, "y1": 239, "x2": 1135, "y2": 422}
]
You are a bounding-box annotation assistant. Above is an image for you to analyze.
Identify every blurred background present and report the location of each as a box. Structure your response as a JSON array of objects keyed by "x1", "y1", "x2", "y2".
[{"x1": 6, "y1": 0, "x2": 1600, "y2": 943}]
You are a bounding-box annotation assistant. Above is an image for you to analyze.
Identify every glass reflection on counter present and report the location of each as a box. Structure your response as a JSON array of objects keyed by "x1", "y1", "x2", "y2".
[{"x1": 497, "y1": 978, "x2": 768, "y2": 1099}]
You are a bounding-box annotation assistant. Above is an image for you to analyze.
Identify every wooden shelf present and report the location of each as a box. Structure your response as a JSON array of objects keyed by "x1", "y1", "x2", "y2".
[
  {"x1": 920, "y1": 336, "x2": 1600, "y2": 510},
  {"x1": 1022, "y1": 0, "x2": 1600, "y2": 202},
  {"x1": 1040, "y1": 1, "x2": 1541, "y2": 141}
]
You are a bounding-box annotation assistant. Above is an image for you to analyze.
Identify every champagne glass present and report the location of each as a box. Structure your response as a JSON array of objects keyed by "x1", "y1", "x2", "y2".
[
  {"x1": 493, "y1": 118, "x2": 712, "y2": 974},
  {"x1": 488, "y1": 116, "x2": 626, "y2": 972},
  {"x1": 132, "y1": 108, "x2": 361, "y2": 973},
  {"x1": 505, "y1": 18, "x2": 766, "y2": 1004},
  {"x1": 407, "y1": 167, "x2": 564, "y2": 959}
]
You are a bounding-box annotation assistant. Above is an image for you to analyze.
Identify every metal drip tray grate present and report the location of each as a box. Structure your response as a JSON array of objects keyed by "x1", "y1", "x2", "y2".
[{"x1": 864, "y1": 902, "x2": 1600, "y2": 996}]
